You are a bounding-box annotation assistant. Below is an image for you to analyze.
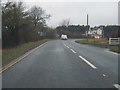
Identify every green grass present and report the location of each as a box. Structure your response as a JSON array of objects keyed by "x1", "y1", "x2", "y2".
[
  {"x1": 110, "y1": 47, "x2": 120, "y2": 53},
  {"x1": 75, "y1": 38, "x2": 108, "y2": 45},
  {"x1": 3, "y1": 39, "x2": 49, "y2": 65},
  {"x1": 75, "y1": 38, "x2": 120, "y2": 54}
]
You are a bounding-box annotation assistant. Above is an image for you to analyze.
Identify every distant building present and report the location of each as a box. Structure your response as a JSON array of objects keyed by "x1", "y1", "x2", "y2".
[{"x1": 86, "y1": 26, "x2": 103, "y2": 39}]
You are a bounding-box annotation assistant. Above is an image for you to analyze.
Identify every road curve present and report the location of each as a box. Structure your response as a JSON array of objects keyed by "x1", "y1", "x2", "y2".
[{"x1": 2, "y1": 39, "x2": 118, "y2": 88}]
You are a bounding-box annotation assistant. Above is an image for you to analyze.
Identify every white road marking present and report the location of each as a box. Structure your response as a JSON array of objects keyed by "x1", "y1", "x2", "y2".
[
  {"x1": 113, "y1": 84, "x2": 120, "y2": 90},
  {"x1": 105, "y1": 49, "x2": 118, "y2": 55},
  {"x1": 70, "y1": 49, "x2": 76, "y2": 53},
  {"x1": 0, "y1": 42, "x2": 47, "y2": 73},
  {"x1": 63, "y1": 43, "x2": 70, "y2": 48},
  {"x1": 78, "y1": 56, "x2": 97, "y2": 69},
  {"x1": 66, "y1": 46, "x2": 70, "y2": 48},
  {"x1": 102, "y1": 74, "x2": 106, "y2": 77},
  {"x1": 64, "y1": 44, "x2": 67, "y2": 47}
]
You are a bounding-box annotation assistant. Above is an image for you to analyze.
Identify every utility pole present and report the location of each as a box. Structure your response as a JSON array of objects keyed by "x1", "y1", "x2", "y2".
[
  {"x1": 87, "y1": 14, "x2": 89, "y2": 41},
  {"x1": 87, "y1": 14, "x2": 88, "y2": 26}
]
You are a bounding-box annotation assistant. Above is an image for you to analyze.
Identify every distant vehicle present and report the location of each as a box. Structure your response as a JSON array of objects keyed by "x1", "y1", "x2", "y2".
[{"x1": 61, "y1": 34, "x2": 68, "y2": 40}]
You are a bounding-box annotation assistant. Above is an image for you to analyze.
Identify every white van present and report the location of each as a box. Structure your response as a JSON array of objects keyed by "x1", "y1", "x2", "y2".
[{"x1": 61, "y1": 34, "x2": 68, "y2": 40}]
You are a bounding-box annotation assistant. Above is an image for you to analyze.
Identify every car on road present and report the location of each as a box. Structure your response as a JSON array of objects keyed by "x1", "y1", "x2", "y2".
[{"x1": 61, "y1": 34, "x2": 68, "y2": 40}]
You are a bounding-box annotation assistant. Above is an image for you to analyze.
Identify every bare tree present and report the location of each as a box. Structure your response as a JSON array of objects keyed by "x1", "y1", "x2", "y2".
[
  {"x1": 60, "y1": 19, "x2": 70, "y2": 27},
  {"x1": 30, "y1": 6, "x2": 51, "y2": 28}
]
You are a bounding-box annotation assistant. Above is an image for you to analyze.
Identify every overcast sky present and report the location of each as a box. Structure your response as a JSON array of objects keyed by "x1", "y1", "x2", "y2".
[{"x1": 3, "y1": 0, "x2": 119, "y2": 28}]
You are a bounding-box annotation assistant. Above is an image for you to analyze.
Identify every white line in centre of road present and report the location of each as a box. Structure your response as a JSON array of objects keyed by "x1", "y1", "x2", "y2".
[
  {"x1": 63, "y1": 43, "x2": 66, "y2": 46},
  {"x1": 70, "y1": 49, "x2": 76, "y2": 53},
  {"x1": 102, "y1": 74, "x2": 106, "y2": 77},
  {"x1": 66, "y1": 46, "x2": 70, "y2": 48},
  {"x1": 78, "y1": 56, "x2": 97, "y2": 69},
  {"x1": 63, "y1": 43, "x2": 70, "y2": 49},
  {"x1": 113, "y1": 84, "x2": 120, "y2": 90}
]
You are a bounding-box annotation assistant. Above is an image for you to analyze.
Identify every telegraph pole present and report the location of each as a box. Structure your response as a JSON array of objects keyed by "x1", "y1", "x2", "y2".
[
  {"x1": 87, "y1": 14, "x2": 88, "y2": 26},
  {"x1": 87, "y1": 14, "x2": 89, "y2": 41}
]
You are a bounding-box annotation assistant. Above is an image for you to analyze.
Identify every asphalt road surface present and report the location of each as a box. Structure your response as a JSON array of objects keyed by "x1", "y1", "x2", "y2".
[{"x1": 2, "y1": 39, "x2": 118, "y2": 88}]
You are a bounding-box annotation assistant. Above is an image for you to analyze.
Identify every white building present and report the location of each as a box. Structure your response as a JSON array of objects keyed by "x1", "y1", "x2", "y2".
[{"x1": 87, "y1": 26, "x2": 103, "y2": 39}]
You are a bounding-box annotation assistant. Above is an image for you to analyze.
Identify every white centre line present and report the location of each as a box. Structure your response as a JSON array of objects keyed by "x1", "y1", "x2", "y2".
[
  {"x1": 66, "y1": 46, "x2": 70, "y2": 48},
  {"x1": 113, "y1": 84, "x2": 120, "y2": 90},
  {"x1": 70, "y1": 49, "x2": 76, "y2": 53},
  {"x1": 64, "y1": 44, "x2": 67, "y2": 47},
  {"x1": 102, "y1": 74, "x2": 106, "y2": 77},
  {"x1": 63, "y1": 43, "x2": 70, "y2": 48},
  {"x1": 78, "y1": 56, "x2": 97, "y2": 69}
]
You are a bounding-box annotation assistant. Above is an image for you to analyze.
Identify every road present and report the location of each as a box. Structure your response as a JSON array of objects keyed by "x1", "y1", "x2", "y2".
[{"x1": 2, "y1": 39, "x2": 118, "y2": 88}]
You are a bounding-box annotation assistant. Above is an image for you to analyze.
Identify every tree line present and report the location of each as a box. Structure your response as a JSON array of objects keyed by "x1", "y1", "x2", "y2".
[
  {"x1": 56, "y1": 25, "x2": 89, "y2": 38},
  {"x1": 56, "y1": 24, "x2": 119, "y2": 39},
  {"x1": 2, "y1": 1, "x2": 119, "y2": 48},
  {"x1": 2, "y1": 1, "x2": 55, "y2": 48},
  {"x1": 103, "y1": 25, "x2": 119, "y2": 38}
]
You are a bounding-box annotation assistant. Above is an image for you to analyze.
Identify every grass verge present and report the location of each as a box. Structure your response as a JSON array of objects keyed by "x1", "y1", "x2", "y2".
[
  {"x1": 110, "y1": 47, "x2": 120, "y2": 53},
  {"x1": 75, "y1": 38, "x2": 120, "y2": 53},
  {"x1": 2, "y1": 39, "x2": 49, "y2": 65},
  {"x1": 75, "y1": 38, "x2": 108, "y2": 45}
]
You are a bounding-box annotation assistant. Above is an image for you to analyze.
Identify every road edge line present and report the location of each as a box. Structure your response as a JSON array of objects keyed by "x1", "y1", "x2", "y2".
[
  {"x1": 0, "y1": 42, "x2": 47, "y2": 73},
  {"x1": 105, "y1": 49, "x2": 118, "y2": 55}
]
